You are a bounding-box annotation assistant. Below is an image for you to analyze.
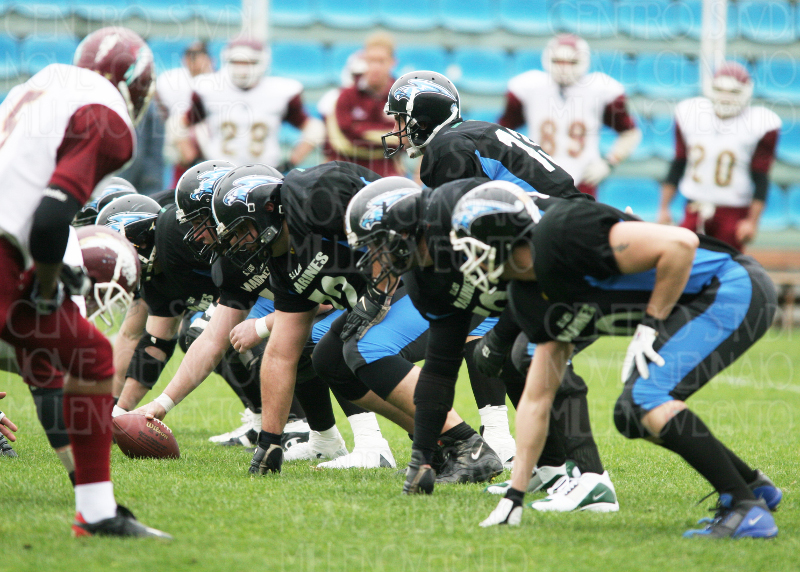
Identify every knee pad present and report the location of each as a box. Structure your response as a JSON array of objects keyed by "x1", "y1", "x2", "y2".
[
  {"x1": 510, "y1": 332, "x2": 533, "y2": 376},
  {"x1": 125, "y1": 332, "x2": 177, "y2": 389},
  {"x1": 29, "y1": 386, "x2": 69, "y2": 449},
  {"x1": 613, "y1": 390, "x2": 649, "y2": 440},
  {"x1": 413, "y1": 371, "x2": 456, "y2": 412},
  {"x1": 311, "y1": 333, "x2": 370, "y2": 401}
]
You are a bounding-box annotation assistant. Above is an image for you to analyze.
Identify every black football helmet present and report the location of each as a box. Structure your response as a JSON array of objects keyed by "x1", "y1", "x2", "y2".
[
  {"x1": 73, "y1": 177, "x2": 138, "y2": 227},
  {"x1": 96, "y1": 194, "x2": 162, "y2": 265},
  {"x1": 175, "y1": 159, "x2": 235, "y2": 262},
  {"x1": 449, "y1": 181, "x2": 540, "y2": 294},
  {"x1": 345, "y1": 177, "x2": 423, "y2": 289},
  {"x1": 211, "y1": 164, "x2": 283, "y2": 273},
  {"x1": 382, "y1": 70, "x2": 461, "y2": 159}
]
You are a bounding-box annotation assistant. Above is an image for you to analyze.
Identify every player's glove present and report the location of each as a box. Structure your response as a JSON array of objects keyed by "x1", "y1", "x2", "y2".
[
  {"x1": 60, "y1": 265, "x2": 92, "y2": 298},
  {"x1": 581, "y1": 158, "x2": 612, "y2": 187},
  {"x1": 621, "y1": 315, "x2": 666, "y2": 383},
  {"x1": 30, "y1": 279, "x2": 65, "y2": 315},
  {"x1": 472, "y1": 329, "x2": 511, "y2": 377},
  {"x1": 340, "y1": 286, "x2": 391, "y2": 342}
]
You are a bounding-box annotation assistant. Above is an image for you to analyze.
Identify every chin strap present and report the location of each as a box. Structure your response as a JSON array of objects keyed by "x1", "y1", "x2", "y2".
[{"x1": 406, "y1": 110, "x2": 461, "y2": 159}]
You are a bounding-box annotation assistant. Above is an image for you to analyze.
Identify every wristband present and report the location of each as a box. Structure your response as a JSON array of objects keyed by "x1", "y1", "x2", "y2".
[
  {"x1": 154, "y1": 393, "x2": 175, "y2": 413},
  {"x1": 255, "y1": 316, "x2": 271, "y2": 339},
  {"x1": 640, "y1": 313, "x2": 664, "y2": 333},
  {"x1": 0, "y1": 411, "x2": 5, "y2": 424}
]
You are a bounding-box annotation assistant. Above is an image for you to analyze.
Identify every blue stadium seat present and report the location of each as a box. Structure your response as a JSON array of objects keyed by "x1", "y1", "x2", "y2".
[
  {"x1": 760, "y1": 184, "x2": 789, "y2": 232},
  {"x1": 70, "y1": 0, "x2": 132, "y2": 21},
  {"x1": 777, "y1": 121, "x2": 800, "y2": 167},
  {"x1": 191, "y1": 0, "x2": 242, "y2": 25},
  {"x1": 147, "y1": 38, "x2": 193, "y2": 74},
  {"x1": 511, "y1": 49, "x2": 543, "y2": 76},
  {"x1": 394, "y1": 46, "x2": 450, "y2": 76},
  {"x1": 649, "y1": 114, "x2": 675, "y2": 160},
  {"x1": 439, "y1": 0, "x2": 498, "y2": 33},
  {"x1": 590, "y1": 50, "x2": 638, "y2": 94},
  {"x1": 318, "y1": 0, "x2": 377, "y2": 29},
  {"x1": 738, "y1": 0, "x2": 794, "y2": 44},
  {"x1": 378, "y1": 0, "x2": 438, "y2": 31},
  {"x1": 328, "y1": 43, "x2": 362, "y2": 84},
  {"x1": 787, "y1": 184, "x2": 800, "y2": 228},
  {"x1": 499, "y1": 0, "x2": 554, "y2": 36},
  {"x1": 598, "y1": 125, "x2": 615, "y2": 157},
  {"x1": 452, "y1": 48, "x2": 511, "y2": 95},
  {"x1": 669, "y1": 193, "x2": 687, "y2": 224},
  {"x1": 0, "y1": 35, "x2": 21, "y2": 80},
  {"x1": 463, "y1": 108, "x2": 499, "y2": 124},
  {"x1": 271, "y1": 0, "x2": 317, "y2": 27},
  {"x1": 271, "y1": 42, "x2": 329, "y2": 88},
  {"x1": 0, "y1": 1, "x2": 12, "y2": 16},
  {"x1": 636, "y1": 52, "x2": 699, "y2": 99},
  {"x1": 552, "y1": 0, "x2": 615, "y2": 38},
  {"x1": 133, "y1": 0, "x2": 194, "y2": 23},
  {"x1": 678, "y1": 0, "x2": 738, "y2": 40},
  {"x1": 753, "y1": 58, "x2": 800, "y2": 104},
  {"x1": 616, "y1": 0, "x2": 683, "y2": 40},
  {"x1": 596, "y1": 177, "x2": 661, "y2": 221},
  {"x1": 21, "y1": 35, "x2": 80, "y2": 76}
]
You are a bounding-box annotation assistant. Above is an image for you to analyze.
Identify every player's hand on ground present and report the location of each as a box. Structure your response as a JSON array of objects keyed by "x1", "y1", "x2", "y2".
[
  {"x1": 735, "y1": 219, "x2": 757, "y2": 245},
  {"x1": 621, "y1": 322, "x2": 665, "y2": 383},
  {"x1": 340, "y1": 286, "x2": 390, "y2": 342},
  {"x1": 132, "y1": 401, "x2": 167, "y2": 421},
  {"x1": 656, "y1": 209, "x2": 673, "y2": 226},
  {"x1": 230, "y1": 319, "x2": 262, "y2": 353},
  {"x1": 0, "y1": 392, "x2": 18, "y2": 441}
]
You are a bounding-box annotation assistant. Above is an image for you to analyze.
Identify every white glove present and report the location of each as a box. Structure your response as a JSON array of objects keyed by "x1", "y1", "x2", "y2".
[
  {"x1": 621, "y1": 323, "x2": 665, "y2": 383},
  {"x1": 581, "y1": 158, "x2": 612, "y2": 187},
  {"x1": 479, "y1": 498, "x2": 523, "y2": 527}
]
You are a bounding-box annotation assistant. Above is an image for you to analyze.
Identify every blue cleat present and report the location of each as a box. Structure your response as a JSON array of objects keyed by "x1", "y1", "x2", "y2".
[
  {"x1": 749, "y1": 470, "x2": 782, "y2": 511},
  {"x1": 684, "y1": 494, "x2": 778, "y2": 539}
]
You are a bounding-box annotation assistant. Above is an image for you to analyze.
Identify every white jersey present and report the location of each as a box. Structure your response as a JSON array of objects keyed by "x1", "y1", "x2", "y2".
[
  {"x1": 191, "y1": 71, "x2": 303, "y2": 167},
  {"x1": 675, "y1": 97, "x2": 782, "y2": 207},
  {"x1": 156, "y1": 66, "x2": 194, "y2": 118},
  {"x1": 0, "y1": 64, "x2": 135, "y2": 266},
  {"x1": 507, "y1": 70, "x2": 625, "y2": 182}
]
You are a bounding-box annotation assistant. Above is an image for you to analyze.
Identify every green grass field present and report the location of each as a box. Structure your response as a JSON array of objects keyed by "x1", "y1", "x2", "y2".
[{"x1": 2, "y1": 332, "x2": 798, "y2": 572}]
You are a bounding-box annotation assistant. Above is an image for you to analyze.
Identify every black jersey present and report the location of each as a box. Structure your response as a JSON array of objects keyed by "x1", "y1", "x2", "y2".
[
  {"x1": 268, "y1": 162, "x2": 381, "y2": 313},
  {"x1": 212, "y1": 255, "x2": 272, "y2": 310},
  {"x1": 509, "y1": 200, "x2": 743, "y2": 344},
  {"x1": 420, "y1": 120, "x2": 583, "y2": 200},
  {"x1": 140, "y1": 204, "x2": 218, "y2": 317}
]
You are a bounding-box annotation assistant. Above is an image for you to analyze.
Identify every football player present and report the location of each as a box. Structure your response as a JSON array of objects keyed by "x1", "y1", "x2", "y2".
[
  {"x1": 345, "y1": 177, "x2": 611, "y2": 505},
  {"x1": 0, "y1": 26, "x2": 169, "y2": 538},
  {"x1": 498, "y1": 34, "x2": 641, "y2": 196},
  {"x1": 175, "y1": 38, "x2": 325, "y2": 171},
  {"x1": 450, "y1": 182, "x2": 781, "y2": 538},
  {"x1": 657, "y1": 62, "x2": 781, "y2": 252}
]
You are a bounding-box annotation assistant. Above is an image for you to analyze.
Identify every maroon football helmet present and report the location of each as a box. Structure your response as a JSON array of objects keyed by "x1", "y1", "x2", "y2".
[
  {"x1": 73, "y1": 27, "x2": 155, "y2": 126},
  {"x1": 76, "y1": 225, "x2": 141, "y2": 327}
]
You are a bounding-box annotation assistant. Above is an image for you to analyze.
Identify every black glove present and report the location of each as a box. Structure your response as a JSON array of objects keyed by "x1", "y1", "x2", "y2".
[
  {"x1": 30, "y1": 279, "x2": 65, "y2": 316},
  {"x1": 60, "y1": 265, "x2": 92, "y2": 298},
  {"x1": 276, "y1": 159, "x2": 296, "y2": 174},
  {"x1": 340, "y1": 286, "x2": 391, "y2": 343},
  {"x1": 473, "y1": 328, "x2": 511, "y2": 377}
]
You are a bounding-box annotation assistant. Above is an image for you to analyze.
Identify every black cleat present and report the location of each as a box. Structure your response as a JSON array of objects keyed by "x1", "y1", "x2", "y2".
[
  {"x1": 0, "y1": 435, "x2": 17, "y2": 457},
  {"x1": 249, "y1": 444, "x2": 283, "y2": 475},
  {"x1": 403, "y1": 449, "x2": 435, "y2": 495},
  {"x1": 281, "y1": 430, "x2": 310, "y2": 452},
  {"x1": 72, "y1": 505, "x2": 172, "y2": 539},
  {"x1": 435, "y1": 434, "x2": 504, "y2": 484}
]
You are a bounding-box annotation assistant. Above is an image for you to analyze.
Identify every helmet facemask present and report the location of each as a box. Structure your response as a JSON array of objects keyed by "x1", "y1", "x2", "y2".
[
  {"x1": 216, "y1": 215, "x2": 281, "y2": 274},
  {"x1": 181, "y1": 209, "x2": 218, "y2": 264},
  {"x1": 449, "y1": 232, "x2": 506, "y2": 295},
  {"x1": 354, "y1": 230, "x2": 419, "y2": 291},
  {"x1": 543, "y1": 34, "x2": 590, "y2": 87},
  {"x1": 709, "y1": 63, "x2": 753, "y2": 119}
]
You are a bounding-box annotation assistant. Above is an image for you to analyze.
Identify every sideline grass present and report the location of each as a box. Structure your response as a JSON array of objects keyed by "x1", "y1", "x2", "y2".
[{"x1": 2, "y1": 331, "x2": 798, "y2": 571}]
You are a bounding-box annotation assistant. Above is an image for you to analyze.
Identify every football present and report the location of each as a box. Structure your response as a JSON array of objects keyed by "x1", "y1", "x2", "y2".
[{"x1": 112, "y1": 414, "x2": 180, "y2": 459}]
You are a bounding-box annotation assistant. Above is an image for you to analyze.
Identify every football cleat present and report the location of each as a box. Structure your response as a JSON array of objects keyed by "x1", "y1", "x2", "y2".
[
  {"x1": 281, "y1": 418, "x2": 310, "y2": 452},
  {"x1": 479, "y1": 498, "x2": 523, "y2": 528},
  {"x1": 749, "y1": 470, "x2": 782, "y2": 511},
  {"x1": 249, "y1": 444, "x2": 283, "y2": 475},
  {"x1": 479, "y1": 424, "x2": 516, "y2": 470},
  {"x1": 484, "y1": 461, "x2": 576, "y2": 495},
  {"x1": 684, "y1": 495, "x2": 777, "y2": 539},
  {"x1": 209, "y1": 408, "x2": 261, "y2": 446},
  {"x1": 403, "y1": 449, "x2": 435, "y2": 495},
  {"x1": 72, "y1": 505, "x2": 172, "y2": 539},
  {"x1": 0, "y1": 435, "x2": 17, "y2": 457},
  {"x1": 435, "y1": 434, "x2": 504, "y2": 484},
  {"x1": 283, "y1": 428, "x2": 348, "y2": 462},
  {"x1": 527, "y1": 471, "x2": 619, "y2": 512},
  {"x1": 317, "y1": 436, "x2": 395, "y2": 469}
]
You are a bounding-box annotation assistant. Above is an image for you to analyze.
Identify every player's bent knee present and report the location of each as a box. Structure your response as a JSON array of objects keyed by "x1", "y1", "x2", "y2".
[
  {"x1": 125, "y1": 332, "x2": 177, "y2": 389},
  {"x1": 613, "y1": 394, "x2": 649, "y2": 440},
  {"x1": 414, "y1": 371, "x2": 456, "y2": 412},
  {"x1": 30, "y1": 386, "x2": 69, "y2": 449}
]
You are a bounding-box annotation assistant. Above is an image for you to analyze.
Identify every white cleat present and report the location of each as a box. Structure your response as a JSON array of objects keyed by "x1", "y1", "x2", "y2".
[
  {"x1": 527, "y1": 471, "x2": 619, "y2": 513},
  {"x1": 484, "y1": 462, "x2": 575, "y2": 495},
  {"x1": 316, "y1": 436, "x2": 396, "y2": 469},
  {"x1": 480, "y1": 498, "x2": 523, "y2": 528},
  {"x1": 208, "y1": 408, "x2": 261, "y2": 446},
  {"x1": 479, "y1": 406, "x2": 516, "y2": 470},
  {"x1": 283, "y1": 428, "x2": 348, "y2": 462}
]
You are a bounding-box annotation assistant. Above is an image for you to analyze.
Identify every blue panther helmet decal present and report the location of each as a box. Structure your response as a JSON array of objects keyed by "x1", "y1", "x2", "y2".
[
  {"x1": 104, "y1": 212, "x2": 158, "y2": 234},
  {"x1": 393, "y1": 78, "x2": 457, "y2": 103},
  {"x1": 223, "y1": 175, "x2": 283, "y2": 211},
  {"x1": 191, "y1": 167, "x2": 231, "y2": 201},
  {"x1": 74, "y1": 177, "x2": 137, "y2": 227},
  {"x1": 359, "y1": 188, "x2": 423, "y2": 232},
  {"x1": 451, "y1": 199, "x2": 524, "y2": 235}
]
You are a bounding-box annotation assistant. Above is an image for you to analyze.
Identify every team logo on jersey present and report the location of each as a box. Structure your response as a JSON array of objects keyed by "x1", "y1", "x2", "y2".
[
  {"x1": 222, "y1": 175, "x2": 282, "y2": 208},
  {"x1": 191, "y1": 168, "x2": 232, "y2": 201},
  {"x1": 104, "y1": 212, "x2": 158, "y2": 234},
  {"x1": 393, "y1": 79, "x2": 456, "y2": 103},
  {"x1": 451, "y1": 200, "x2": 523, "y2": 233},
  {"x1": 359, "y1": 188, "x2": 422, "y2": 231}
]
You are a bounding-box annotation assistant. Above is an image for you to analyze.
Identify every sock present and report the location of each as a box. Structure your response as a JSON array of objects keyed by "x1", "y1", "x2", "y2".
[
  {"x1": 720, "y1": 443, "x2": 759, "y2": 484},
  {"x1": 293, "y1": 375, "x2": 336, "y2": 431},
  {"x1": 75, "y1": 481, "x2": 117, "y2": 523},
  {"x1": 258, "y1": 430, "x2": 282, "y2": 449},
  {"x1": 658, "y1": 409, "x2": 755, "y2": 503},
  {"x1": 347, "y1": 412, "x2": 382, "y2": 442},
  {"x1": 442, "y1": 421, "x2": 477, "y2": 442},
  {"x1": 316, "y1": 426, "x2": 342, "y2": 440},
  {"x1": 64, "y1": 393, "x2": 113, "y2": 485},
  {"x1": 538, "y1": 410, "x2": 567, "y2": 468},
  {"x1": 504, "y1": 486, "x2": 525, "y2": 506},
  {"x1": 413, "y1": 404, "x2": 448, "y2": 464}
]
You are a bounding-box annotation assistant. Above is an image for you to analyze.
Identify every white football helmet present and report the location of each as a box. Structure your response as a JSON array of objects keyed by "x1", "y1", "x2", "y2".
[
  {"x1": 542, "y1": 34, "x2": 590, "y2": 87},
  {"x1": 709, "y1": 61, "x2": 753, "y2": 119},
  {"x1": 222, "y1": 38, "x2": 270, "y2": 90}
]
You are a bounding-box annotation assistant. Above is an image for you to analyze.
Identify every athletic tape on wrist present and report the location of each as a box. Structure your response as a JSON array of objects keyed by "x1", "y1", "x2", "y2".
[
  {"x1": 255, "y1": 316, "x2": 271, "y2": 339},
  {"x1": 154, "y1": 393, "x2": 175, "y2": 413},
  {"x1": 0, "y1": 411, "x2": 5, "y2": 423}
]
